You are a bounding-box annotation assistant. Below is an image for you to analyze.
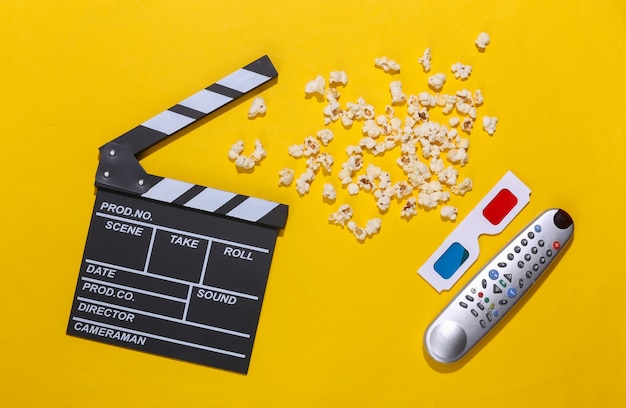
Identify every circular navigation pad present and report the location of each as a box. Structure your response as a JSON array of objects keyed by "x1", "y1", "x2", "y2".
[{"x1": 426, "y1": 321, "x2": 468, "y2": 363}]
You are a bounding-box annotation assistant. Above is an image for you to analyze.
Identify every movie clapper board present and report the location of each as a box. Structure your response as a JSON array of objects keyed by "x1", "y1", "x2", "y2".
[{"x1": 67, "y1": 56, "x2": 288, "y2": 374}]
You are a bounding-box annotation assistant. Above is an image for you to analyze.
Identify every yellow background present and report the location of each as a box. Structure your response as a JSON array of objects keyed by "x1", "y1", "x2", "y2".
[{"x1": 1, "y1": 0, "x2": 625, "y2": 406}]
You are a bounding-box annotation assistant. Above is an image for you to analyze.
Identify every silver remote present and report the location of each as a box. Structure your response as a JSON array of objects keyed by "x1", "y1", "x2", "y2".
[{"x1": 424, "y1": 208, "x2": 574, "y2": 363}]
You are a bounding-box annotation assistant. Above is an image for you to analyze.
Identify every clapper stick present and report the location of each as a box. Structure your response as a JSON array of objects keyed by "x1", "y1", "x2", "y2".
[{"x1": 67, "y1": 56, "x2": 288, "y2": 373}]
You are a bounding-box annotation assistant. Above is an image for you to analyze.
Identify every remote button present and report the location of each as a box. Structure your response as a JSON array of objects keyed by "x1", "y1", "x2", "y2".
[
  {"x1": 534, "y1": 225, "x2": 542, "y2": 233},
  {"x1": 497, "y1": 262, "x2": 507, "y2": 268},
  {"x1": 471, "y1": 309, "x2": 478, "y2": 317},
  {"x1": 528, "y1": 231, "x2": 535, "y2": 239},
  {"x1": 493, "y1": 310, "x2": 500, "y2": 317},
  {"x1": 507, "y1": 288, "x2": 517, "y2": 298},
  {"x1": 459, "y1": 302, "x2": 468, "y2": 308},
  {"x1": 553, "y1": 241, "x2": 561, "y2": 250},
  {"x1": 478, "y1": 292, "x2": 484, "y2": 298},
  {"x1": 479, "y1": 320, "x2": 486, "y2": 328},
  {"x1": 499, "y1": 299, "x2": 508, "y2": 305},
  {"x1": 546, "y1": 249, "x2": 553, "y2": 257},
  {"x1": 493, "y1": 284, "x2": 502, "y2": 294},
  {"x1": 553, "y1": 209, "x2": 573, "y2": 229},
  {"x1": 489, "y1": 303, "x2": 495, "y2": 310},
  {"x1": 499, "y1": 279, "x2": 507, "y2": 288},
  {"x1": 504, "y1": 273, "x2": 513, "y2": 282},
  {"x1": 481, "y1": 279, "x2": 487, "y2": 289},
  {"x1": 465, "y1": 295, "x2": 474, "y2": 302},
  {"x1": 521, "y1": 239, "x2": 528, "y2": 246},
  {"x1": 538, "y1": 240, "x2": 545, "y2": 247},
  {"x1": 540, "y1": 257, "x2": 546, "y2": 264},
  {"x1": 484, "y1": 297, "x2": 490, "y2": 303},
  {"x1": 533, "y1": 264, "x2": 539, "y2": 271},
  {"x1": 486, "y1": 312, "x2": 493, "y2": 322},
  {"x1": 524, "y1": 254, "x2": 532, "y2": 261},
  {"x1": 514, "y1": 246, "x2": 521, "y2": 253},
  {"x1": 519, "y1": 278, "x2": 524, "y2": 289},
  {"x1": 525, "y1": 271, "x2": 533, "y2": 279},
  {"x1": 489, "y1": 270, "x2": 499, "y2": 280},
  {"x1": 471, "y1": 287, "x2": 477, "y2": 294},
  {"x1": 517, "y1": 261, "x2": 525, "y2": 268},
  {"x1": 477, "y1": 303, "x2": 485, "y2": 310},
  {"x1": 507, "y1": 253, "x2": 514, "y2": 261},
  {"x1": 531, "y1": 247, "x2": 538, "y2": 254}
]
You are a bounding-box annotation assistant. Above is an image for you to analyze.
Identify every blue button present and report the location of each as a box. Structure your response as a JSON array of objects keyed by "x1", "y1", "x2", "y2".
[
  {"x1": 534, "y1": 225, "x2": 542, "y2": 233},
  {"x1": 507, "y1": 288, "x2": 517, "y2": 298},
  {"x1": 488, "y1": 269, "x2": 499, "y2": 280},
  {"x1": 493, "y1": 310, "x2": 500, "y2": 317}
]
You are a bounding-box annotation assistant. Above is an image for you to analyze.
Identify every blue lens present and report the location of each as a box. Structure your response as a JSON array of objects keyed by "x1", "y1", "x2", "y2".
[{"x1": 434, "y1": 242, "x2": 470, "y2": 279}]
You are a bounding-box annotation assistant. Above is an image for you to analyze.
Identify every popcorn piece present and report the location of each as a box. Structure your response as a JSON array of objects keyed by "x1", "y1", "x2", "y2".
[
  {"x1": 451, "y1": 177, "x2": 473, "y2": 196},
  {"x1": 473, "y1": 90, "x2": 484, "y2": 106},
  {"x1": 389, "y1": 81, "x2": 407, "y2": 104},
  {"x1": 303, "y1": 136, "x2": 321, "y2": 156},
  {"x1": 288, "y1": 144, "x2": 305, "y2": 158},
  {"x1": 228, "y1": 140, "x2": 245, "y2": 161},
  {"x1": 461, "y1": 117, "x2": 474, "y2": 133},
  {"x1": 234, "y1": 155, "x2": 255, "y2": 170},
  {"x1": 427, "y1": 73, "x2": 446, "y2": 91},
  {"x1": 451, "y1": 62, "x2": 472, "y2": 80},
  {"x1": 329, "y1": 71, "x2": 348, "y2": 86},
  {"x1": 364, "y1": 218, "x2": 382, "y2": 236},
  {"x1": 374, "y1": 56, "x2": 401, "y2": 73},
  {"x1": 418, "y1": 48, "x2": 432, "y2": 72},
  {"x1": 250, "y1": 139, "x2": 266, "y2": 162},
  {"x1": 417, "y1": 91, "x2": 436, "y2": 108},
  {"x1": 317, "y1": 129, "x2": 334, "y2": 145},
  {"x1": 448, "y1": 117, "x2": 460, "y2": 127},
  {"x1": 278, "y1": 168, "x2": 295, "y2": 186},
  {"x1": 322, "y1": 183, "x2": 337, "y2": 201},
  {"x1": 347, "y1": 182, "x2": 360, "y2": 195},
  {"x1": 440, "y1": 205, "x2": 458, "y2": 221},
  {"x1": 248, "y1": 97, "x2": 266, "y2": 118},
  {"x1": 329, "y1": 204, "x2": 353, "y2": 225},
  {"x1": 475, "y1": 32, "x2": 491, "y2": 50},
  {"x1": 401, "y1": 197, "x2": 418, "y2": 218},
  {"x1": 305, "y1": 75, "x2": 326, "y2": 95},
  {"x1": 295, "y1": 169, "x2": 315, "y2": 195},
  {"x1": 482, "y1": 116, "x2": 498, "y2": 135},
  {"x1": 347, "y1": 221, "x2": 367, "y2": 241}
]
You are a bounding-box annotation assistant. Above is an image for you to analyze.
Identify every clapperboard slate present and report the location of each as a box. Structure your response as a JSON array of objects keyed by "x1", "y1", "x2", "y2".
[{"x1": 66, "y1": 56, "x2": 288, "y2": 374}]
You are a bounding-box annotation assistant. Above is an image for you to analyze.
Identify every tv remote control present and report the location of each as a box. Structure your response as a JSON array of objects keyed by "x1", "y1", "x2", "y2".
[{"x1": 424, "y1": 208, "x2": 574, "y2": 363}]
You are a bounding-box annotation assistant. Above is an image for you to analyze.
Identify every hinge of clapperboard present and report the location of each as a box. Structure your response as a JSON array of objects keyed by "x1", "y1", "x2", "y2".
[{"x1": 94, "y1": 55, "x2": 287, "y2": 229}]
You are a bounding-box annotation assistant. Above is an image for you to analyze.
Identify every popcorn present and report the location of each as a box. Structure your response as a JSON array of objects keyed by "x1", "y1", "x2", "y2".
[
  {"x1": 229, "y1": 140, "x2": 265, "y2": 170},
  {"x1": 448, "y1": 117, "x2": 460, "y2": 127},
  {"x1": 418, "y1": 48, "x2": 432, "y2": 72},
  {"x1": 401, "y1": 197, "x2": 418, "y2": 218},
  {"x1": 295, "y1": 169, "x2": 315, "y2": 195},
  {"x1": 234, "y1": 155, "x2": 255, "y2": 170},
  {"x1": 427, "y1": 73, "x2": 446, "y2": 91},
  {"x1": 317, "y1": 129, "x2": 334, "y2": 145},
  {"x1": 461, "y1": 117, "x2": 474, "y2": 133},
  {"x1": 278, "y1": 168, "x2": 295, "y2": 186},
  {"x1": 417, "y1": 92, "x2": 436, "y2": 108},
  {"x1": 305, "y1": 75, "x2": 326, "y2": 95},
  {"x1": 389, "y1": 81, "x2": 407, "y2": 104},
  {"x1": 451, "y1": 62, "x2": 472, "y2": 80},
  {"x1": 329, "y1": 71, "x2": 348, "y2": 86},
  {"x1": 250, "y1": 139, "x2": 266, "y2": 162},
  {"x1": 347, "y1": 183, "x2": 360, "y2": 195},
  {"x1": 322, "y1": 183, "x2": 337, "y2": 201},
  {"x1": 440, "y1": 205, "x2": 458, "y2": 221},
  {"x1": 475, "y1": 32, "x2": 491, "y2": 50},
  {"x1": 364, "y1": 218, "x2": 382, "y2": 236},
  {"x1": 346, "y1": 218, "x2": 382, "y2": 241},
  {"x1": 374, "y1": 56, "x2": 401, "y2": 73},
  {"x1": 482, "y1": 116, "x2": 498, "y2": 135},
  {"x1": 248, "y1": 97, "x2": 266, "y2": 118},
  {"x1": 451, "y1": 177, "x2": 473, "y2": 196},
  {"x1": 228, "y1": 140, "x2": 245, "y2": 161},
  {"x1": 288, "y1": 144, "x2": 305, "y2": 158},
  {"x1": 329, "y1": 204, "x2": 353, "y2": 225}
]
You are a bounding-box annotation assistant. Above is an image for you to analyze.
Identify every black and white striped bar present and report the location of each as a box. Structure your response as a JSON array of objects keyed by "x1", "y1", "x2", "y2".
[
  {"x1": 111, "y1": 55, "x2": 278, "y2": 155},
  {"x1": 141, "y1": 177, "x2": 288, "y2": 229}
]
